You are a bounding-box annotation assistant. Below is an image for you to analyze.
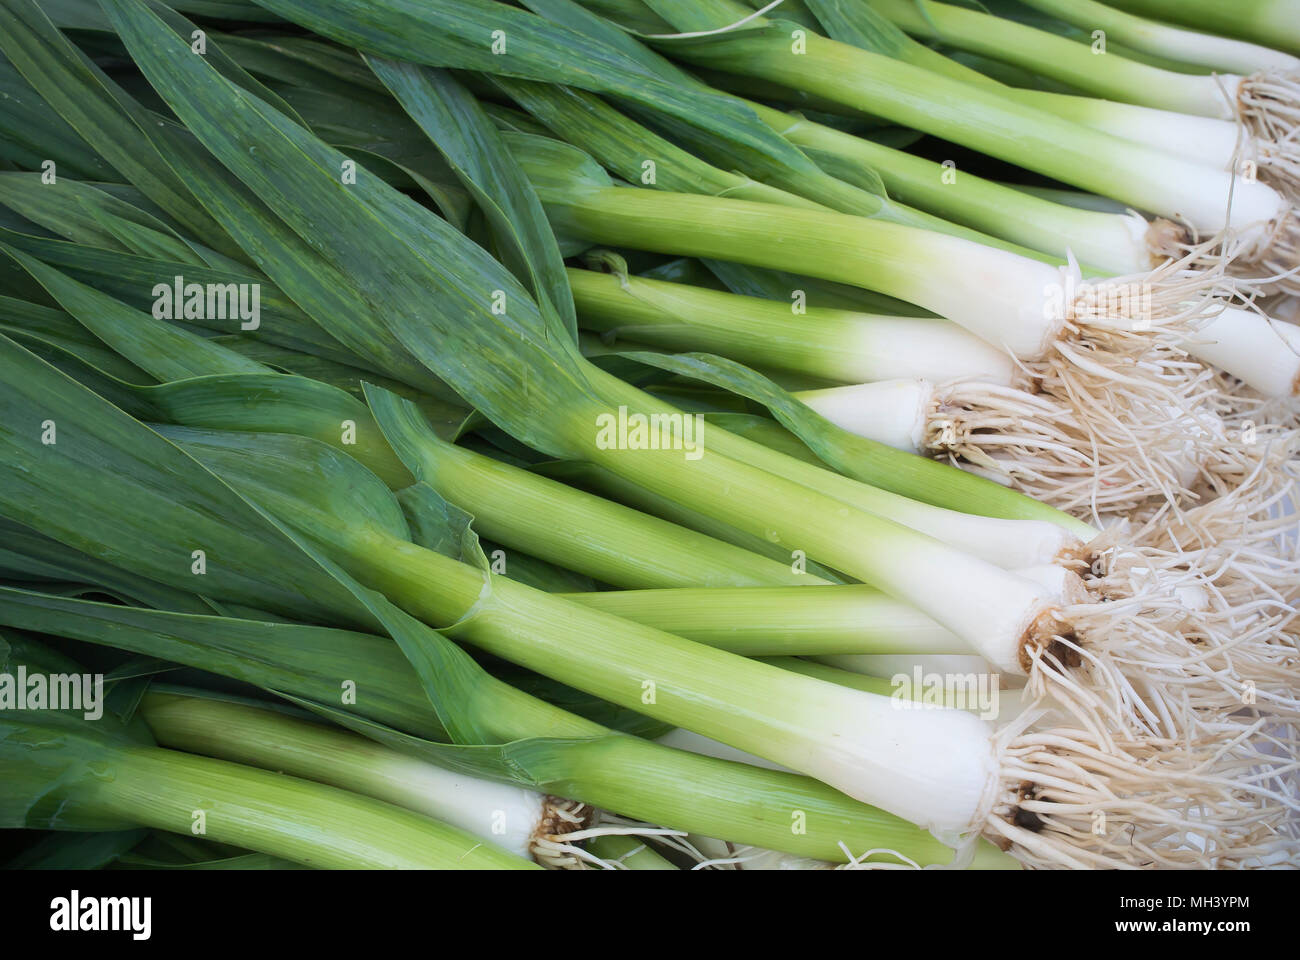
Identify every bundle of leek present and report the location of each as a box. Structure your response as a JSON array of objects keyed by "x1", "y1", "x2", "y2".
[{"x1": 0, "y1": 0, "x2": 1295, "y2": 873}]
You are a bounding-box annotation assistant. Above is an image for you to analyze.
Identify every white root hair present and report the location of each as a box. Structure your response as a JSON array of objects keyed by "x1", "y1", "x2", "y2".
[
  {"x1": 1237, "y1": 71, "x2": 1300, "y2": 198},
  {"x1": 926, "y1": 376, "x2": 1226, "y2": 517},
  {"x1": 983, "y1": 711, "x2": 1300, "y2": 869},
  {"x1": 1017, "y1": 452, "x2": 1300, "y2": 742},
  {"x1": 1223, "y1": 203, "x2": 1300, "y2": 297},
  {"x1": 527, "y1": 798, "x2": 693, "y2": 870},
  {"x1": 1036, "y1": 251, "x2": 1238, "y2": 518}
]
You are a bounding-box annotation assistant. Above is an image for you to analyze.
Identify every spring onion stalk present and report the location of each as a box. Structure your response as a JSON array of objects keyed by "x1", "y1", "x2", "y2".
[
  {"x1": 666, "y1": 721, "x2": 934, "y2": 869},
  {"x1": 375, "y1": 375, "x2": 1087, "y2": 575},
  {"x1": 0, "y1": 708, "x2": 535, "y2": 870},
  {"x1": 867, "y1": 0, "x2": 1299, "y2": 143},
  {"x1": 139, "y1": 690, "x2": 598, "y2": 868},
  {"x1": 532, "y1": 163, "x2": 1263, "y2": 510},
  {"x1": 165, "y1": 428, "x2": 1300, "y2": 867},
  {"x1": 791, "y1": 378, "x2": 1218, "y2": 514},
  {"x1": 744, "y1": 0, "x2": 1298, "y2": 211},
  {"x1": 1012, "y1": 96, "x2": 1254, "y2": 180},
  {"x1": 1016, "y1": 0, "x2": 1300, "y2": 75},
  {"x1": 485, "y1": 72, "x2": 1057, "y2": 260},
  {"x1": 556, "y1": 564, "x2": 1084, "y2": 658},
  {"x1": 621, "y1": 0, "x2": 1294, "y2": 245},
  {"x1": 569, "y1": 266, "x2": 1017, "y2": 384},
  {"x1": 379, "y1": 406, "x2": 820, "y2": 588},
  {"x1": 900, "y1": 23, "x2": 1300, "y2": 207},
  {"x1": 0, "y1": 588, "x2": 998, "y2": 866},
  {"x1": 591, "y1": 366, "x2": 1098, "y2": 551},
  {"x1": 536, "y1": 459, "x2": 854, "y2": 579},
  {"x1": 560, "y1": 583, "x2": 967, "y2": 656},
  {"x1": 1104, "y1": 0, "x2": 1300, "y2": 56},
  {"x1": 746, "y1": 101, "x2": 1193, "y2": 275}
]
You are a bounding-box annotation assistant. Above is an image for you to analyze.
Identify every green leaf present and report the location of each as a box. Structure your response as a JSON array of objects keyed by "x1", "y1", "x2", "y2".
[
  {"x1": 0, "y1": 172, "x2": 203, "y2": 263},
  {"x1": 0, "y1": 518, "x2": 217, "y2": 614},
  {"x1": 0, "y1": 228, "x2": 434, "y2": 383},
  {"x1": 105, "y1": 0, "x2": 601, "y2": 459},
  {"x1": 0, "y1": 334, "x2": 601, "y2": 756},
  {"x1": 0, "y1": 51, "x2": 119, "y2": 181},
  {"x1": 0, "y1": 0, "x2": 240, "y2": 257},
  {"x1": 805, "y1": 0, "x2": 915, "y2": 57},
  {"x1": 0, "y1": 586, "x2": 448, "y2": 740},
  {"x1": 213, "y1": 32, "x2": 386, "y2": 93},
  {"x1": 136, "y1": 0, "x2": 307, "y2": 128},
  {"x1": 5, "y1": 830, "x2": 148, "y2": 869},
  {"x1": 0, "y1": 293, "x2": 156, "y2": 383},
  {"x1": 280, "y1": 689, "x2": 623, "y2": 791},
  {"x1": 0, "y1": 334, "x2": 367, "y2": 625},
  {"x1": 2, "y1": 243, "x2": 269, "y2": 381},
  {"x1": 143, "y1": 375, "x2": 414, "y2": 489},
  {"x1": 156, "y1": 426, "x2": 412, "y2": 549},
  {"x1": 368, "y1": 60, "x2": 577, "y2": 341},
  {"x1": 249, "y1": 0, "x2": 831, "y2": 196},
  {"x1": 396, "y1": 482, "x2": 491, "y2": 572}
]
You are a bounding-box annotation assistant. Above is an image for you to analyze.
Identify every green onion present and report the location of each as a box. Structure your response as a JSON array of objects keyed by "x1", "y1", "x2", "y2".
[
  {"x1": 372, "y1": 401, "x2": 821, "y2": 588},
  {"x1": 0, "y1": 683, "x2": 535, "y2": 869},
  {"x1": 618, "y1": 0, "x2": 1292, "y2": 239},
  {"x1": 1103, "y1": 0, "x2": 1300, "y2": 54},
  {"x1": 864, "y1": 0, "x2": 1300, "y2": 195},
  {"x1": 552, "y1": 566, "x2": 1096, "y2": 662},
  {"x1": 781, "y1": 0, "x2": 1288, "y2": 203},
  {"x1": 568, "y1": 266, "x2": 1018, "y2": 384},
  {"x1": 14, "y1": 0, "x2": 1283, "y2": 868},
  {"x1": 153, "y1": 425, "x2": 1293, "y2": 867},
  {"x1": 1017, "y1": 0, "x2": 1297, "y2": 77},
  {"x1": 867, "y1": 0, "x2": 1263, "y2": 118},
  {"x1": 746, "y1": 102, "x2": 1178, "y2": 275},
  {"x1": 139, "y1": 689, "x2": 597, "y2": 867},
  {"x1": 0, "y1": 545, "x2": 990, "y2": 868},
  {"x1": 559, "y1": 583, "x2": 966, "y2": 656}
]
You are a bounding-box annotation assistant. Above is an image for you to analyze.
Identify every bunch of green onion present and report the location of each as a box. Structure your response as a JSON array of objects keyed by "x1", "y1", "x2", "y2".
[{"x1": 0, "y1": 0, "x2": 1296, "y2": 871}]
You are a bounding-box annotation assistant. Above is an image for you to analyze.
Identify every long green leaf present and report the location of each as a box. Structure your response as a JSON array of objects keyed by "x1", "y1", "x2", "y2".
[
  {"x1": 105, "y1": 0, "x2": 600, "y2": 458},
  {"x1": 0, "y1": 51, "x2": 119, "y2": 181},
  {"x1": 249, "y1": 0, "x2": 835, "y2": 198},
  {"x1": 0, "y1": 0, "x2": 238, "y2": 257},
  {"x1": 368, "y1": 60, "x2": 577, "y2": 340},
  {"x1": 0, "y1": 173, "x2": 202, "y2": 263},
  {"x1": 0, "y1": 586, "x2": 448, "y2": 740},
  {"x1": 0, "y1": 334, "x2": 365, "y2": 625},
  {"x1": 3, "y1": 244, "x2": 269, "y2": 381}
]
